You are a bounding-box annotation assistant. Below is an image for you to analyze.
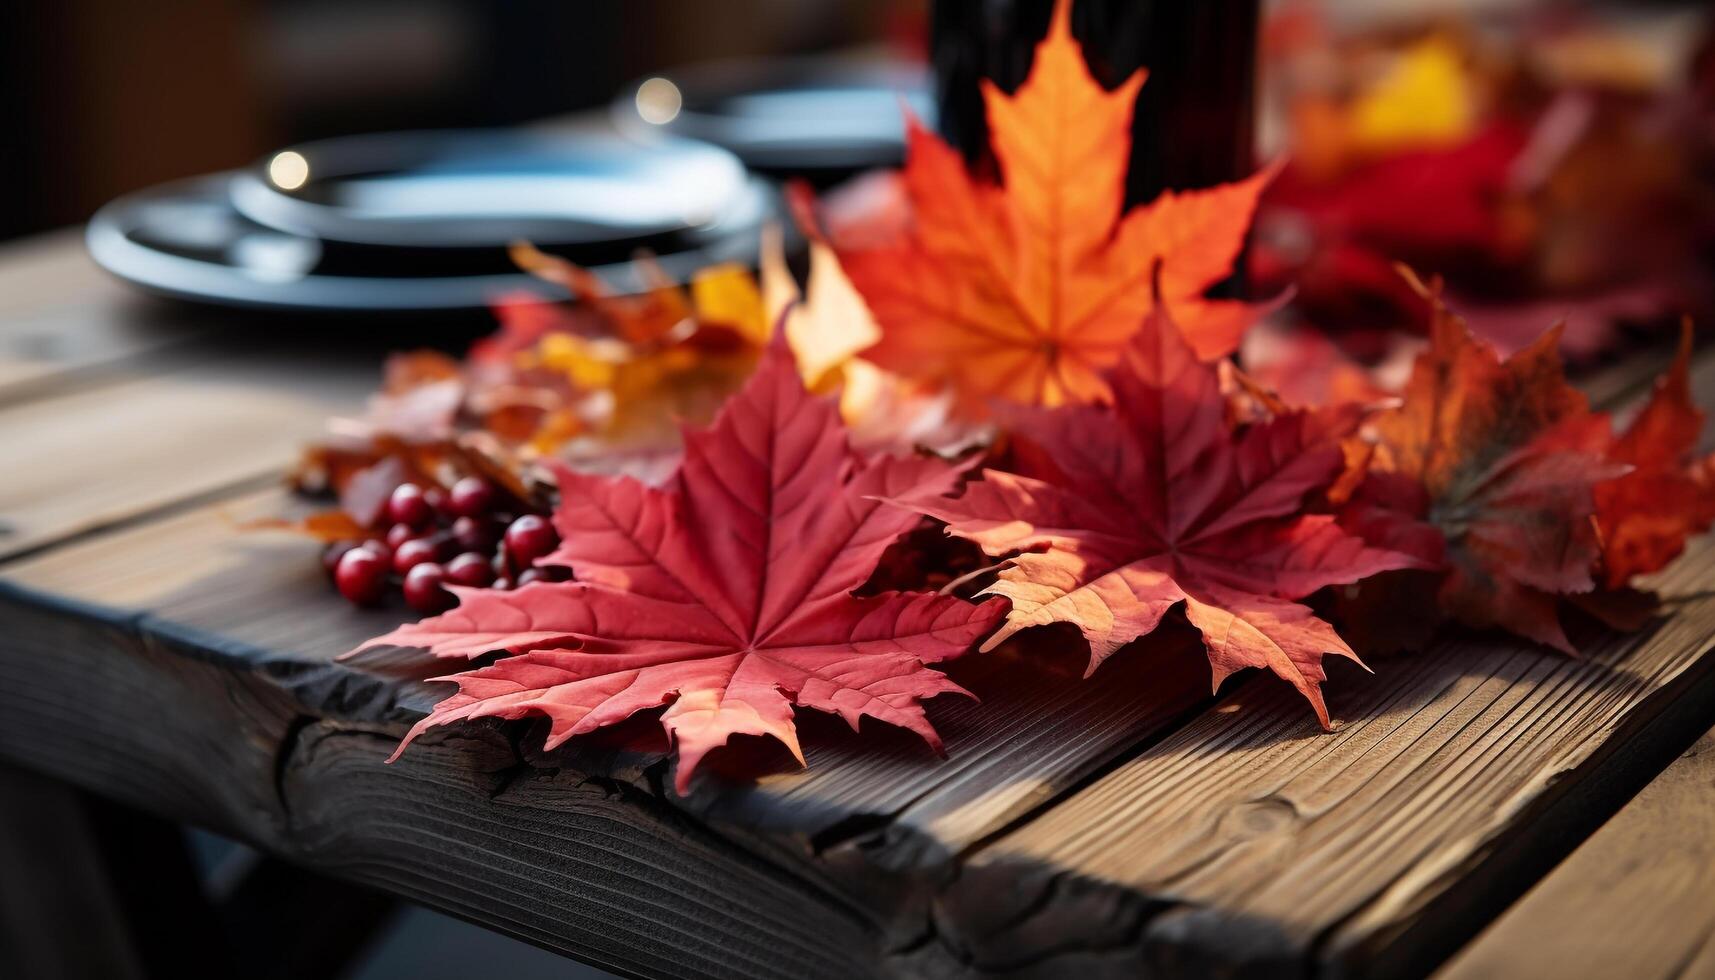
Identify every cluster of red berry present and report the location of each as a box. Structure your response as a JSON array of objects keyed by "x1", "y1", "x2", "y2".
[{"x1": 323, "y1": 476, "x2": 565, "y2": 612}]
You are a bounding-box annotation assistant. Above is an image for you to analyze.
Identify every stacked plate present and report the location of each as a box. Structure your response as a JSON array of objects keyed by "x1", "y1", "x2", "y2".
[
  {"x1": 89, "y1": 58, "x2": 931, "y2": 315},
  {"x1": 615, "y1": 56, "x2": 933, "y2": 184},
  {"x1": 88, "y1": 130, "x2": 772, "y2": 314}
]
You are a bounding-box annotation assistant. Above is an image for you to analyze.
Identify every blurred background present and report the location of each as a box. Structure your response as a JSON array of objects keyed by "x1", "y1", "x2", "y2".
[
  {"x1": 0, "y1": 0, "x2": 915, "y2": 241},
  {"x1": 3, "y1": 0, "x2": 1709, "y2": 238},
  {"x1": 5, "y1": 0, "x2": 1711, "y2": 353}
]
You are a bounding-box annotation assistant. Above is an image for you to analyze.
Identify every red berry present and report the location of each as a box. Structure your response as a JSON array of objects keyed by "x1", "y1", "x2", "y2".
[
  {"x1": 360, "y1": 538, "x2": 393, "y2": 563},
  {"x1": 491, "y1": 576, "x2": 513, "y2": 591},
  {"x1": 392, "y1": 537, "x2": 439, "y2": 576},
  {"x1": 423, "y1": 529, "x2": 457, "y2": 560},
  {"x1": 515, "y1": 566, "x2": 569, "y2": 587},
  {"x1": 451, "y1": 515, "x2": 495, "y2": 553},
  {"x1": 321, "y1": 541, "x2": 356, "y2": 578},
  {"x1": 387, "y1": 483, "x2": 432, "y2": 529},
  {"x1": 335, "y1": 548, "x2": 389, "y2": 606},
  {"x1": 448, "y1": 477, "x2": 495, "y2": 518},
  {"x1": 503, "y1": 515, "x2": 559, "y2": 568},
  {"x1": 385, "y1": 522, "x2": 416, "y2": 550},
  {"x1": 445, "y1": 552, "x2": 494, "y2": 588},
  {"x1": 423, "y1": 486, "x2": 448, "y2": 518},
  {"x1": 402, "y1": 562, "x2": 453, "y2": 613}
]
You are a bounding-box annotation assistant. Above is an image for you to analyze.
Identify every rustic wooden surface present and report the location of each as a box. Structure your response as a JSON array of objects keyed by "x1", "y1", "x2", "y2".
[
  {"x1": 952, "y1": 538, "x2": 1715, "y2": 978},
  {"x1": 1, "y1": 231, "x2": 1714, "y2": 980},
  {"x1": 0, "y1": 231, "x2": 201, "y2": 398},
  {"x1": 1435, "y1": 725, "x2": 1715, "y2": 980}
]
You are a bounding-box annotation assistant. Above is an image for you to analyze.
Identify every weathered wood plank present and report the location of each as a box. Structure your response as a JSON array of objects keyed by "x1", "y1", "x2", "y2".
[
  {"x1": 0, "y1": 482, "x2": 1226, "y2": 945},
  {"x1": 0, "y1": 231, "x2": 206, "y2": 400},
  {"x1": 0, "y1": 487, "x2": 985, "y2": 972},
  {"x1": 6, "y1": 488, "x2": 400, "y2": 669},
  {"x1": 693, "y1": 636, "x2": 1211, "y2": 860},
  {"x1": 922, "y1": 350, "x2": 1715, "y2": 978},
  {"x1": 285, "y1": 724, "x2": 885, "y2": 980},
  {"x1": 1434, "y1": 726, "x2": 1715, "y2": 980},
  {"x1": 677, "y1": 636, "x2": 1218, "y2": 947},
  {"x1": 0, "y1": 571, "x2": 881, "y2": 980},
  {"x1": 932, "y1": 537, "x2": 1715, "y2": 978},
  {"x1": 30, "y1": 471, "x2": 1714, "y2": 980},
  {"x1": 2, "y1": 468, "x2": 1708, "y2": 980},
  {"x1": 0, "y1": 340, "x2": 375, "y2": 559}
]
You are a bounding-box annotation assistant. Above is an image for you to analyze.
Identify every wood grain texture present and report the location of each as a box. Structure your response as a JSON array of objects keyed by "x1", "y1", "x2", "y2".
[
  {"x1": 0, "y1": 337, "x2": 375, "y2": 559},
  {"x1": 668, "y1": 636, "x2": 1219, "y2": 948},
  {"x1": 6, "y1": 488, "x2": 405, "y2": 669},
  {"x1": 1434, "y1": 726, "x2": 1715, "y2": 980},
  {"x1": 938, "y1": 537, "x2": 1715, "y2": 978},
  {"x1": 17, "y1": 473, "x2": 1715, "y2": 979},
  {"x1": 910, "y1": 347, "x2": 1715, "y2": 978},
  {"x1": 278, "y1": 723, "x2": 881, "y2": 980},
  {"x1": 692, "y1": 635, "x2": 1213, "y2": 863},
  {"x1": 0, "y1": 576, "x2": 880, "y2": 980},
  {"x1": 0, "y1": 232, "x2": 205, "y2": 400},
  {"x1": 0, "y1": 484, "x2": 1228, "y2": 945}
]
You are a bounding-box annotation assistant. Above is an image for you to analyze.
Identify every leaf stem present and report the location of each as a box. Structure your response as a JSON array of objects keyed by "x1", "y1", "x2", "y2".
[{"x1": 938, "y1": 560, "x2": 1011, "y2": 596}]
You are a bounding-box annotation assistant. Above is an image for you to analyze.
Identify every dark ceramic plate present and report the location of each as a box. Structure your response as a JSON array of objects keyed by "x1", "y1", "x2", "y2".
[
  {"x1": 87, "y1": 129, "x2": 772, "y2": 313},
  {"x1": 614, "y1": 56, "x2": 932, "y2": 184}
]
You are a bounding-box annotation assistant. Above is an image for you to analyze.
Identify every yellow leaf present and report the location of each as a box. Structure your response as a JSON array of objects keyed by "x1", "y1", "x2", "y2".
[
  {"x1": 1350, "y1": 36, "x2": 1477, "y2": 154},
  {"x1": 691, "y1": 263, "x2": 766, "y2": 344},
  {"x1": 759, "y1": 223, "x2": 800, "y2": 328},
  {"x1": 759, "y1": 225, "x2": 882, "y2": 389},
  {"x1": 536, "y1": 333, "x2": 630, "y2": 387}
]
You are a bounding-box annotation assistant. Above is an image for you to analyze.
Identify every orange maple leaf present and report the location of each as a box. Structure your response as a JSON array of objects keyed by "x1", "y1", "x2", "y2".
[
  {"x1": 830, "y1": 0, "x2": 1276, "y2": 410},
  {"x1": 1366, "y1": 275, "x2": 1623, "y2": 652}
]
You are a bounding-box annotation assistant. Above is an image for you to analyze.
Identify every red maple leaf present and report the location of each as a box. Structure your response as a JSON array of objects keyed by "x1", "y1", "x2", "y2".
[
  {"x1": 1364, "y1": 275, "x2": 1625, "y2": 652},
  {"x1": 901, "y1": 298, "x2": 1428, "y2": 726},
  {"x1": 1595, "y1": 323, "x2": 1715, "y2": 587},
  {"x1": 826, "y1": 0, "x2": 1275, "y2": 410},
  {"x1": 355, "y1": 336, "x2": 1007, "y2": 792}
]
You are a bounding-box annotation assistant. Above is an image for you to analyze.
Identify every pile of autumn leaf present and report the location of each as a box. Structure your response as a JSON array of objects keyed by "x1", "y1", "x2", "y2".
[
  {"x1": 311, "y1": 2, "x2": 1715, "y2": 793},
  {"x1": 1254, "y1": 6, "x2": 1715, "y2": 361}
]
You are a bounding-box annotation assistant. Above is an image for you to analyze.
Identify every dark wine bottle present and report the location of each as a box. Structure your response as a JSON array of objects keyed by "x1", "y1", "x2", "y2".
[{"x1": 930, "y1": 0, "x2": 1259, "y2": 206}]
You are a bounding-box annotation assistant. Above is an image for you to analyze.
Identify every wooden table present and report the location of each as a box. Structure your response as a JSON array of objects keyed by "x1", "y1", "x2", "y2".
[{"x1": 2, "y1": 230, "x2": 1714, "y2": 980}]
